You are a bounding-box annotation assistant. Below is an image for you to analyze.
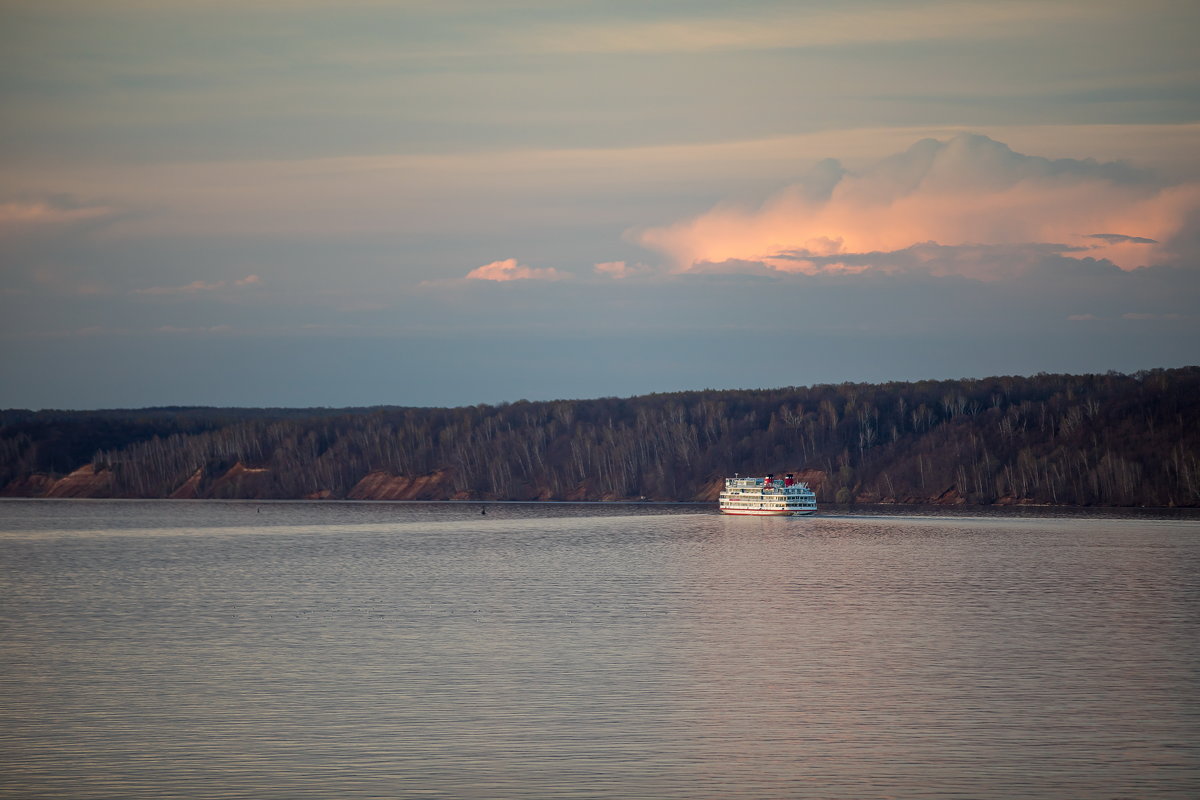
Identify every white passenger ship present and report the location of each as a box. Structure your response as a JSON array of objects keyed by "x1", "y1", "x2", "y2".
[{"x1": 719, "y1": 473, "x2": 817, "y2": 516}]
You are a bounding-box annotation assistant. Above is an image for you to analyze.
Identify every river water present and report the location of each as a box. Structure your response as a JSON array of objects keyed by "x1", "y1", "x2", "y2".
[{"x1": 1, "y1": 500, "x2": 1197, "y2": 799}]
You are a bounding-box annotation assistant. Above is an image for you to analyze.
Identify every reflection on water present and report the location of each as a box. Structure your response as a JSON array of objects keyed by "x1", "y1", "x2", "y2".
[{"x1": 1, "y1": 500, "x2": 1198, "y2": 799}]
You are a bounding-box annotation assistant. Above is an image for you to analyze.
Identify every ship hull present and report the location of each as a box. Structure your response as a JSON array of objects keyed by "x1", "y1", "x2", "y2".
[{"x1": 719, "y1": 507, "x2": 815, "y2": 516}]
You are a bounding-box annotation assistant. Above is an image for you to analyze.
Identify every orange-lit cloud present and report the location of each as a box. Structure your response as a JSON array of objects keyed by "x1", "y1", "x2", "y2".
[
  {"x1": 0, "y1": 199, "x2": 114, "y2": 232},
  {"x1": 136, "y1": 280, "x2": 226, "y2": 295},
  {"x1": 636, "y1": 134, "x2": 1200, "y2": 279},
  {"x1": 594, "y1": 261, "x2": 654, "y2": 279},
  {"x1": 465, "y1": 258, "x2": 567, "y2": 282}
]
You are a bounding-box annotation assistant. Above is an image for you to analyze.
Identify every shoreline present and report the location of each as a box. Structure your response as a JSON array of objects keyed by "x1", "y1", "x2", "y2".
[{"x1": 3, "y1": 496, "x2": 1197, "y2": 520}]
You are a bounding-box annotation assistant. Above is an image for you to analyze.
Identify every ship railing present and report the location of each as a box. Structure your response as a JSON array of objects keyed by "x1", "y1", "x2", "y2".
[{"x1": 725, "y1": 479, "x2": 812, "y2": 490}]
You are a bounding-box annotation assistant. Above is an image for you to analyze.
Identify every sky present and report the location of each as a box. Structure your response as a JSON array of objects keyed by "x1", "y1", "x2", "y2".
[{"x1": 2, "y1": 0, "x2": 1198, "y2": 409}]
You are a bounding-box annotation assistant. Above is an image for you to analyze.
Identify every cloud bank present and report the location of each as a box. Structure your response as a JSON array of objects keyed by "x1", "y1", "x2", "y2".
[
  {"x1": 636, "y1": 134, "x2": 1200, "y2": 280},
  {"x1": 134, "y1": 275, "x2": 263, "y2": 296}
]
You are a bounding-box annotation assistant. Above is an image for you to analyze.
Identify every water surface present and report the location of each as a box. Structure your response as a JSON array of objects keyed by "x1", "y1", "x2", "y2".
[{"x1": 2, "y1": 500, "x2": 1198, "y2": 798}]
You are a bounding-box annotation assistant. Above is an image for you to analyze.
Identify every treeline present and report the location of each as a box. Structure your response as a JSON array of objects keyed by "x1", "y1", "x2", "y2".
[{"x1": 2, "y1": 367, "x2": 1198, "y2": 506}]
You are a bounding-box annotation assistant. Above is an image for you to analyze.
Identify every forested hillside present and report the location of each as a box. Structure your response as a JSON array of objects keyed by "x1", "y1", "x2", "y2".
[{"x1": 2, "y1": 368, "x2": 1197, "y2": 506}]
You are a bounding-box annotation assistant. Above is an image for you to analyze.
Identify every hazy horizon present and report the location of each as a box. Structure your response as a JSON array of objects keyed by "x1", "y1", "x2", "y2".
[{"x1": 5, "y1": 363, "x2": 1198, "y2": 414}]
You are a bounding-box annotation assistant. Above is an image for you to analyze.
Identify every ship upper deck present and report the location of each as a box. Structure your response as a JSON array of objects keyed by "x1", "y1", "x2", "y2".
[{"x1": 723, "y1": 476, "x2": 811, "y2": 492}]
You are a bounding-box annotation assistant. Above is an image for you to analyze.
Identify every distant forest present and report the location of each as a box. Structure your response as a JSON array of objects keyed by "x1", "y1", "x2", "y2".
[{"x1": 2, "y1": 367, "x2": 1198, "y2": 507}]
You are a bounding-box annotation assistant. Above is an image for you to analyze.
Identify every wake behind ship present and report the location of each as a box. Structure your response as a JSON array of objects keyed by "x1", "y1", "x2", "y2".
[{"x1": 719, "y1": 473, "x2": 817, "y2": 516}]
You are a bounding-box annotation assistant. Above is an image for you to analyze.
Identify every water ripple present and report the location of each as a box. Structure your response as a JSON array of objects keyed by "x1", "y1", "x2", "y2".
[{"x1": 1, "y1": 502, "x2": 1198, "y2": 798}]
